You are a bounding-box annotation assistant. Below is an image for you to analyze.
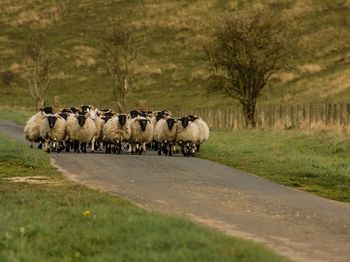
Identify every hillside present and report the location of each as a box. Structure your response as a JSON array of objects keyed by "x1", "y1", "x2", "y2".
[{"x1": 0, "y1": 0, "x2": 349, "y2": 111}]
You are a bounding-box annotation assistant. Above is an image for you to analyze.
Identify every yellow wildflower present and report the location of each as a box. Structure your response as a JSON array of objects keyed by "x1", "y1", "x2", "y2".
[{"x1": 83, "y1": 210, "x2": 91, "y2": 216}]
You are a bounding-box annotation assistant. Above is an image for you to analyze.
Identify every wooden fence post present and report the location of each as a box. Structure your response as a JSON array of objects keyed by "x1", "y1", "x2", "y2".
[{"x1": 54, "y1": 96, "x2": 60, "y2": 113}]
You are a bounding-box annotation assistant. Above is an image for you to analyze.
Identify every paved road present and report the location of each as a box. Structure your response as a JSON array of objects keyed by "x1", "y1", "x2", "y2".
[{"x1": 1, "y1": 120, "x2": 350, "y2": 262}]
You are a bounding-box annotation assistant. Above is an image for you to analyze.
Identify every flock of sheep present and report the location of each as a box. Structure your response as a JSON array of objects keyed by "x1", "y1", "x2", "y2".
[{"x1": 23, "y1": 105, "x2": 210, "y2": 157}]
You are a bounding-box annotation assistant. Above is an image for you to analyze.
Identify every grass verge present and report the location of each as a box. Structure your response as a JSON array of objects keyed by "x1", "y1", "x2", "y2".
[
  {"x1": 0, "y1": 134, "x2": 287, "y2": 261},
  {"x1": 0, "y1": 107, "x2": 35, "y2": 125},
  {"x1": 198, "y1": 129, "x2": 350, "y2": 202}
]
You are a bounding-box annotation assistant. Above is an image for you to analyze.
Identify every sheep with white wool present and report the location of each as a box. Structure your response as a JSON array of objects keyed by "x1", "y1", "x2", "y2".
[
  {"x1": 24, "y1": 106, "x2": 53, "y2": 149},
  {"x1": 188, "y1": 115, "x2": 209, "y2": 151},
  {"x1": 103, "y1": 114, "x2": 131, "y2": 154},
  {"x1": 128, "y1": 116, "x2": 154, "y2": 154},
  {"x1": 88, "y1": 108, "x2": 105, "y2": 151},
  {"x1": 154, "y1": 117, "x2": 178, "y2": 156},
  {"x1": 176, "y1": 116, "x2": 200, "y2": 157},
  {"x1": 40, "y1": 114, "x2": 66, "y2": 153},
  {"x1": 67, "y1": 113, "x2": 97, "y2": 153}
]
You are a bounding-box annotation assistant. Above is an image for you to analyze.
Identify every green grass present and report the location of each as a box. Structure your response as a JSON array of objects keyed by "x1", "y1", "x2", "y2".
[
  {"x1": 0, "y1": 135, "x2": 287, "y2": 261},
  {"x1": 198, "y1": 129, "x2": 350, "y2": 202},
  {"x1": 0, "y1": 107, "x2": 34, "y2": 125},
  {"x1": 0, "y1": 0, "x2": 350, "y2": 110}
]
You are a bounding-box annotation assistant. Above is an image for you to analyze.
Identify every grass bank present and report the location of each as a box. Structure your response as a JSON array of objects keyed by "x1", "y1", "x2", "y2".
[
  {"x1": 0, "y1": 107, "x2": 34, "y2": 125},
  {"x1": 0, "y1": 135, "x2": 287, "y2": 261},
  {"x1": 198, "y1": 129, "x2": 350, "y2": 202}
]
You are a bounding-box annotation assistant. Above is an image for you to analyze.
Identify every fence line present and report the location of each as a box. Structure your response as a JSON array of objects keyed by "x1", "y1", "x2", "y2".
[{"x1": 174, "y1": 103, "x2": 350, "y2": 130}]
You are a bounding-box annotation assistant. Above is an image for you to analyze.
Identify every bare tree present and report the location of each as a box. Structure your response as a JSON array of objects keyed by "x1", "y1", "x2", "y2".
[
  {"x1": 100, "y1": 21, "x2": 139, "y2": 112},
  {"x1": 23, "y1": 35, "x2": 54, "y2": 110},
  {"x1": 206, "y1": 9, "x2": 288, "y2": 127}
]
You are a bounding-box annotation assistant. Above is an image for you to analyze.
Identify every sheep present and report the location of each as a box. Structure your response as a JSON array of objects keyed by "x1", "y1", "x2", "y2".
[
  {"x1": 153, "y1": 117, "x2": 178, "y2": 156},
  {"x1": 176, "y1": 116, "x2": 200, "y2": 157},
  {"x1": 40, "y1": 114, "x2": 66, "y2": 153},
  {"x1": 188, "y1": 115, "x2": 210, "y2": 151},
  {"x1": 128, "y1": 116, "x2": 154, "y2": 155},
  {"x1": 23, "y1": 106, "x2": 53, "y2": 149},
  {"x1": 67, "y1": 113, "x2": 97, "y2": 153},
  {"x1": 88, "y1": 108, "x2": 105, "y2": 151},
  {"x1": 150, "y1": 110, "x2": 172, "y2": 151},
  {"x1": 102, "y1": 114, "x2": 131, "y2": 154}
]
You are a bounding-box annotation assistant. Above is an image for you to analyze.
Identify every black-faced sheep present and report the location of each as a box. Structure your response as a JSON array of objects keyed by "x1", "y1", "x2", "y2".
[
  {"x1": 67, "y1": 113, "x2": 97, "y2": 153},
  {"x1": 23, "y1": 106, "x2": 53, "y2": 149},
  {"x1": 176, "y1": 116, "x2": 200, "y2": 157},
  {"x1": 128, "y1": 116, "x2": 154, "y2": 155},
  {"x1": 188, "y1": 115, "x2": 210, "y2": 151},
  {"x1": 103, "y1": 114, "x2": 131, "y2": 154},
  {"x1": 154, "y1": 117, "x2": 177, "y2": 156},
  {"x1": 40, "y1": 114, "x2": 66, "y2": 153}
]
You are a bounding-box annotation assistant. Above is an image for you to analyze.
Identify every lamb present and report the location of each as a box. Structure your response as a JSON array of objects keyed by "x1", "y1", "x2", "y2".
[
  {"x1": 39, "y1": 114, "x2": 66, "y2": 153},
  {"x1": 67, "y1": 113, "x2": 97, "y2": 153},
  {"x1": 176, "y1": 116, "x2": 200, "y2": 157},
  {"x1": 153, "y1": 117, "x2": 177, "y2": 156},
  {"x1": 23, "y1": 106, "x2": 53, "y2": 149},
  {"x1": 188, "y1": 115, "x2": 210, "y2": 151},
  {"x1": 128, "y1": 116, "x2": 154, "y2": 155},
  {"x1": 102, "y1": 114, "x2": 131, "y2": 154}
]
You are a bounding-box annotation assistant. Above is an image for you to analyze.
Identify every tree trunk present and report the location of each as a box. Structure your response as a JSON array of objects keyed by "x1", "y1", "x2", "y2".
[
  {"x1": 242, "y1": 101, "x2": 256, "y2": 128},
  {"x1": 36, "y1": 98, "x2": 44, "y2": 110},
  {"x1": 116, "y1": 92, "x2": 126, "y2": 113}
]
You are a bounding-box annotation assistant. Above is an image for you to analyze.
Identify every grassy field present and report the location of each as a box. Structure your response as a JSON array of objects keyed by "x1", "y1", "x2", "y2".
[
  {"x1": 0, "y1": 134, "x2": 288, "y2": 261},
  {"x1": 198, "y1": 129, "x2": 350, "y2": 202},
  {"x1": 0, "y1": 0, "x2": 349, "y2": 110}
]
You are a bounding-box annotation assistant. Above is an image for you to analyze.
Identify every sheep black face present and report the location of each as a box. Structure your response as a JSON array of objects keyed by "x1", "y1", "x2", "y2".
[
  {"x1": 40, "y1": 106, "x2": 53, "y2": 115},
  {"x1": 139, "y1": 119, "x2": 148, "y2": 131},
  {"x1": 102, "y1": 114, "x2": 112, "y2": 123},
  {"x1": 70, "y1": 107, "x2": 79, "y2": 114},
  {"x1": 129, "y1": 110, "x2": 139, "y2": 119},
  {"x1": 179, "y1": 117, "x2": 190, "y2": 128},
  {"x1": 118, "y1": 114, "x2": 127, "y2": 127},
  {"x1": 59, "y1": 112, "x2": 69, "y2": 120},
  {"x1": 187, "y1": 115, "x2": 199, "y2": 122},
  {"x1": 77, "y1": 114, "x2": 86, "y2": 127},
  {"x1": 47, "y1": 115, "x2": 57, "y2": 129},
  {"x1": 81, "y1": 105, "x2": 91, "y2": 114},
  {"x1": 61, "y1": 108, "x2": 72, "y2": 114},
  {"x1": 166, "y1": 118, "x2": 176, "y2": 131}
]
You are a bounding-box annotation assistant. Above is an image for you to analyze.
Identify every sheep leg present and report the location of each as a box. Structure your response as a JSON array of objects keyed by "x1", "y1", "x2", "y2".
[
  {"x1": 65, "y1": 140, "x2": 70, "y2": 152},
  {"x1": 91, "y1": 137, "x2": 95, "y2": 153},
  {"x1": 157, "y1": 142, "x2": 162, "y2": 155},
  {"x1": 30, "y1": 142, "x2": 33, "y2": 148},
  {"x1": 142, "y1": 142, "x2": 147, "y2": 153},
  {"x1": 38, "y1": 138, "x2": 43, "y2": 149},
  {"x1": 44, "y1": 140, "x2": 51, "y2": 153}
]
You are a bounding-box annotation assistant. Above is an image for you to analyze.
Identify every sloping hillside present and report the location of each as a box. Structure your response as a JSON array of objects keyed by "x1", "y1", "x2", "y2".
[{"x1": 0, "y1": 0, "x2": 349, "y2": 110}]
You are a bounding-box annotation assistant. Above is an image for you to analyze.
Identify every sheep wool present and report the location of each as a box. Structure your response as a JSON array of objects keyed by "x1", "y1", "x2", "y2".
[
  {"x1": 24, "y1": 111, "x2": 46, "y2": 143},
  {"x1": 103, "y1": 115, "x2": 131, "y2": 143},
  {"x1": 69, "y1": 116, "x2": 97, "y2": 144},
  {"x1": 40, "y1": 114, "x2": 67, "y2": 142},
  {"x1": 154, "y1": 118, "x2": 177, "y2": 142},
  {"x1": 129, "y1": 117, "x2": 153, "y2": 144},
  {"x1": 176, "y1": 119, "x2": 200, "y2": 144}
]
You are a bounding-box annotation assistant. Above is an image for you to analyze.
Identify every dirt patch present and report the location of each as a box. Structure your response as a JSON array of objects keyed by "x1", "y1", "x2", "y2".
[{"x1": 3, "y1": 175, "x2": 62, "y2": 186}]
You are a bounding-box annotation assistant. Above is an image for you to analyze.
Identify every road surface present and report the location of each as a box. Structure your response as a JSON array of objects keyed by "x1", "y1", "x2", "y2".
[{"x1": 1, "y1": 120, "x2": 349, "y2": 261}]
